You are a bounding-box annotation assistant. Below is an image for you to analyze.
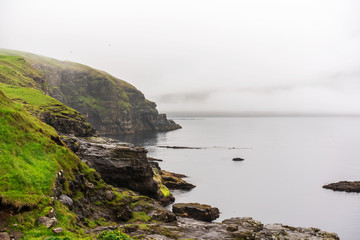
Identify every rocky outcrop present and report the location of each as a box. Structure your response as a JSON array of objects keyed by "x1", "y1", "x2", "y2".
[
  {"x1": 323, "y1": 181, "x2": 360, "y2": 193},
  {"x1": 38, "y1": 110, "x2": 96, "y2": 137},
  {"x1": 61, "y1": 135, "x2": 173, "y2": 204},
  {"x1": 172, "y1": 203, "x2": 220, "y2": 222},
  {"x1": 91, "y1": 216, "x2": 339, "y2": 240},
  {"x1": 160, "y1": 170, "x2": 195, "y2": 190}
]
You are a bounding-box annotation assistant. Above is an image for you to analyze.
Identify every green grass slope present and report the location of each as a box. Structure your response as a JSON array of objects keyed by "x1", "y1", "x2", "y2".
[
  {"x1": 0, "y1": 89, "x2": 77, "y2": 207},
  {"x1": 0, "y1": 55, "x2": 95, "y2": 136}
]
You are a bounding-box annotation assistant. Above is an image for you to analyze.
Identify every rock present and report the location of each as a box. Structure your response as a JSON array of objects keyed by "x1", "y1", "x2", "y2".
[
  {"x1": 226, "y1": 224, "x2": 238, "y2": 232},
  {"x1": 149, "y1": 209, "x2": 177, "y2": 222},
  {"x1": 232, "y1": 157, "x2": 244, "y2": 161},
  {"x1": 222, "y1": 217, "x2": 263, "y2": 232},
  {"x1": 172, "y1": 203, "x2": 220, "y2": 222},
  {"x1": 59, "y1": 194, "x2": 73, "y2": 209},
  {"x1": 323, "y1": 181, "x2": 360, "y2": 193},
  {"x1": 116, "y1": 204, "x2": 132, "y2": 221},
  {"x1": 160, "y1": 170, "x2": 195, "y2": 190},
  {"x1": 0, "y1": 232, "x2": 10, "y2": 240},
  {"x1": 52, "y1": 227, "x2": 63, "y2": 234},
  {"x1": 72, "y1": 136, "x2": 173, "y2": 203},
  {"x1": 38, "y1": 216, "x2": 58, "y2": 228},
  {"x1": 105, "y1": 190, "x2": 115, "y2": 201}
]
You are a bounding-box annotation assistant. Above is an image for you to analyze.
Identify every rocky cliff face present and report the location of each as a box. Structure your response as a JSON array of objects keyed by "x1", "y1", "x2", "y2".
[{"x1": 0, "y1": 49, "x2": 181, "y2": 135}]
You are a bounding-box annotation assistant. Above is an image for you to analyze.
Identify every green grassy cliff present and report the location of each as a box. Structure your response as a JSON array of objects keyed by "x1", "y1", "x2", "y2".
[{"x1": 0, "y1": 49, "x2": 180, "y2": 135}]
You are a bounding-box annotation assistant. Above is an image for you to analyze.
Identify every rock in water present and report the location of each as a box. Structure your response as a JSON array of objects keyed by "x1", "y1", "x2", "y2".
[
  {"x1": 172, "y1": 203, "x2": 220, "y2": 222},
  {"x1": 232, "y1": 157, "x2": 244, "y2": 161},
  {"x1": 323, "y1": 181, "x2": 360, "y2": 193},
  {"x1": 160, "y1": 170, "x2": 196, "y2": 190}
]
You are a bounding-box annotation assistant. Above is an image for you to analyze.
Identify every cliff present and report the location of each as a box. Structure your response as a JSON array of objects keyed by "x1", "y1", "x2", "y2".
[{"x1": 0, "y1": 49, "x2": 181, "y2": 135}]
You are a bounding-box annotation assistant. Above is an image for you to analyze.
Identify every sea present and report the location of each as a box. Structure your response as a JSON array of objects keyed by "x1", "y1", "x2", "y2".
[{"x1": 112, "y1": 117, "x2": 360, "y2": 240}]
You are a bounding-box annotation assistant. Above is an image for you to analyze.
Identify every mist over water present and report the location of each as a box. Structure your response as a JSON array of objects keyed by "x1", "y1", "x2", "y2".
[{"x1": 113, "y1": 117, "x2": 360, "y2": 240}]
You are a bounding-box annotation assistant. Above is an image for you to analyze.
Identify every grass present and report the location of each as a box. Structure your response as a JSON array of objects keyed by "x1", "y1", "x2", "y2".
[
  {"x1": 0, "y1": 89, "x2": 82, "y2": 207},
  {"x1": 0, "y1": 55, "x2": 43, "y2": 90}
]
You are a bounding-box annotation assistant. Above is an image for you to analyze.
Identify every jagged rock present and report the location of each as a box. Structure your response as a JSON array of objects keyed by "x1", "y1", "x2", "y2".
[
  {"x1": 72, "y1": 136, "x2": 172, "y2": 203},
  {"x1": 39, "y1": 111, "x2": 96, "y2": 137},
  {"x1": 38, "y1": 216, "x2": 58, "y2": 228},
  {"x1": 59, "y1": 194, "x2": 73, "y2": 209},
  {"x1": 172, "y1": 203, "x2": 220, "y2": 222},
  {"x1": 52, "y1": 227, "x2": 63, "y2": 234},
  {"x1": 0, "y1": 232, "x2": 10, "y2": 240},
  {"x1": 148, "y1": 209, "x2": 177, "y2": 223},
  {"x1": 323, "y1": 181, "x2": 360, "y2": 193},
  {"x1": 222, "y1": 217, "x2": 263, "y2": 232},
  {"x1": 160, "y1": 170, "x2": 195, "y2": 190}
]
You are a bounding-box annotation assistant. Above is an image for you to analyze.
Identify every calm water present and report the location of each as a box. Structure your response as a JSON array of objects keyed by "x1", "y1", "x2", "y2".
[{"x1": 112, "y1": 117, "x2": 360, "y2": 240}]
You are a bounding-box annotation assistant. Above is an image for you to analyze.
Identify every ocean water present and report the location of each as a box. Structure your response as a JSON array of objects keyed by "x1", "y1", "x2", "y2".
[{"x1": 112, "y1": 117, "x2": 360, "y2": 240}]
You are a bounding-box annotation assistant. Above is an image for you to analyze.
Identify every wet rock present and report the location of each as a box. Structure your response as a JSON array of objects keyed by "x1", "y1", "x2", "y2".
[
  {"x1": 38, "y1": 216, "x2": 57, "y2": 228},
  {"x1": 172, "y1": 203, "x2": 220, "y2": 222},
  {"x1": 232, "y1": 157, "x2": 244, "y2": 161},
  {"x1": 0, "y1": 232, "x2": 10, "y2": 240},
  {"x1": 323, "y1": 181, "x2": 360, "y2": 193},
  {"x1": 52, "y1": 227, "x2": 63, "y2": 234},
  {"x1": 59, "y1": 194, "x2": 73, "y2": 209},
  {"x1": 160, "y1": 170, "x2": 195, "y2": 190}
]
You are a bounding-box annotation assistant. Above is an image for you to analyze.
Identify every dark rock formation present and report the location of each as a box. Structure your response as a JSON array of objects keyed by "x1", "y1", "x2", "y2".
[
  {"x1": 61, "y1": 135, "x2": 173, "y2": 204},
  {"x1": 172, "y1": 203, "x2": 220, "y2": 222},
  {"x1": 323, "y1": 181, "x2": 360, "y2": 193},
  {"x1": 38, "y1": 110, "x2": 96, "y2": 137},
  {"x1": 233, "y1": 157, "x2": 244, "y2": 161},
  {"x1": 160, "y1": 170, "x2": 195, "y2": 190}
]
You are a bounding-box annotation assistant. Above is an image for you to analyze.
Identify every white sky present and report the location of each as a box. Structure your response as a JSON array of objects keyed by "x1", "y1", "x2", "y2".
[{"x1": 1, "y1": 0, "x2": 360, "y2": 115}]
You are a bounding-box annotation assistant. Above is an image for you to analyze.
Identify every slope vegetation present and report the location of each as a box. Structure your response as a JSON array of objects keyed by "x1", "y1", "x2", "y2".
[{"x1": 0, "y1": 49, "x2": 180, "y2": 135}]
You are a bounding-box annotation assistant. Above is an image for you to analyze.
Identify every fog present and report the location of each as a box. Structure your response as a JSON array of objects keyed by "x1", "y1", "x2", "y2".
[{"x1": 1, "y1": 0, "x2": 360, "y2": 115}]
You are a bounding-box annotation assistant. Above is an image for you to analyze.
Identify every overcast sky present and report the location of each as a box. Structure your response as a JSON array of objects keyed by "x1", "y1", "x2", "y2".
[{"x1": 1, "y1": 0, "x2": 360, "y2": 115}]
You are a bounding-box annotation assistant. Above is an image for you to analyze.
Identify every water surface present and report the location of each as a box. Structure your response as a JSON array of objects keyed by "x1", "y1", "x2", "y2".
[{"x1": 112, "y1": 117, "x2": 360, "y2": 240}]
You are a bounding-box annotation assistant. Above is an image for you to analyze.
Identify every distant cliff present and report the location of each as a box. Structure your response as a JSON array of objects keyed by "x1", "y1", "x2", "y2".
[{"x1": 0, "y1": 49, "x2": 181, "y2": 135}]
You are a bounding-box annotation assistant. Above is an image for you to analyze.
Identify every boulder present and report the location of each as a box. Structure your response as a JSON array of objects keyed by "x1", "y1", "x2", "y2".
[
  {"x1": 38, "y1": 216, "x2": 58, "y2": 228},
  {"x1": 222, "y1": 217, "x2": 263, "y2": 232},
  {"x1": 172, "y1": 203, "x2": 220, "y2": 222},
  {"x1": 232, "y1": 157, "x2": 244, "y2": 161},
  {"x1": 323, "y1": 181, "x2": 360, "y2": 193},
  {"x1": 59, "y1": 194, "x2": 74, "y2": 209}
]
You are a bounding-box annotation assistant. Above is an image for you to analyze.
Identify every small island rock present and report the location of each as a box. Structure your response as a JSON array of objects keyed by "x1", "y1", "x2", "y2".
[
  {"x1": 232, "y1": 157, "x2": 244, "y2": 161},
  {"x1": 323, "y1": 181, "x2": 360, "y2": 193}
]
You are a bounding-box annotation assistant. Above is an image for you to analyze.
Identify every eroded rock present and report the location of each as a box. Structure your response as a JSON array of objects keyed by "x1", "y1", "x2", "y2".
[{"x1": 172, "y1": 203, "x2": 220, "y2": 222}]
